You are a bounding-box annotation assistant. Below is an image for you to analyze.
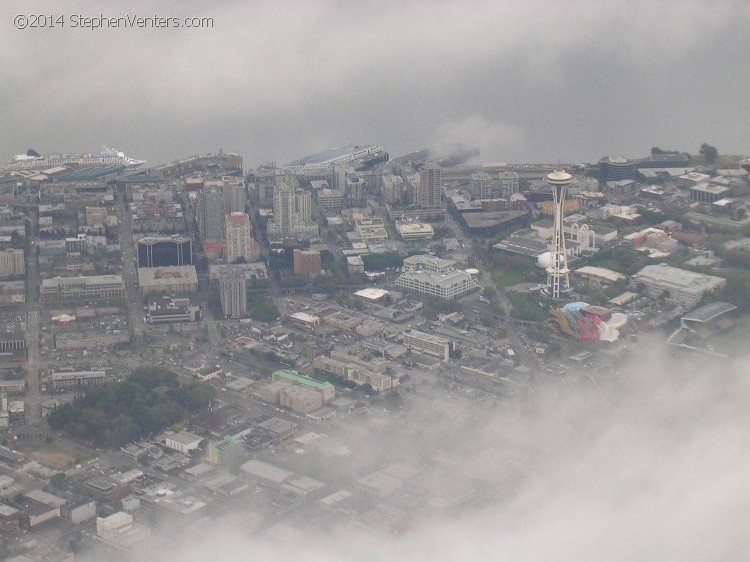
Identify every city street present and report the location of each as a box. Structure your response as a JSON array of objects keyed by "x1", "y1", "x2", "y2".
[{"x1": 24, "y1": 209, "x2": 42, "y2": 423}]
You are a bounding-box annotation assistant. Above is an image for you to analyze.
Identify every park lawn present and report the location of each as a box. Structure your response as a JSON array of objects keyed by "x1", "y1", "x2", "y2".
[
  {"x1": 493, "y1": 267, "x2": 527, "y2": 288},
  {"x1": 16, "y1": 439, "x2": 93, "y2": 470}
]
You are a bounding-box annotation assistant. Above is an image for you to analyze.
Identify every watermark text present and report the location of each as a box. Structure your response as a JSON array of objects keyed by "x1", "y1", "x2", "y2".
[{"x1": 13, "y1": 13, "x2": 214, "y2": 30}]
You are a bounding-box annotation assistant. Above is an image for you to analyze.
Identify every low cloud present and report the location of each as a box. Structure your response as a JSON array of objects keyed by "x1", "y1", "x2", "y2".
[
  {"x1": 90, "y1": 348, "x2": 750, "y2": 562},
  {"x1": 433, "y1": 114, "x2": 525, "y2": 162}
]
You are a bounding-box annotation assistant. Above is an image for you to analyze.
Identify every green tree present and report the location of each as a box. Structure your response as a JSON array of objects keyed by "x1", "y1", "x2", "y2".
[{"x1": 700, "y1": 143, "x2": 719, "y2": 165}]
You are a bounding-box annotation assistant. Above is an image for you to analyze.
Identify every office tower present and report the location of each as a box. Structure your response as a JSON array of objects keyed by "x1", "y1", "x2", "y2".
[
  {"x1": 225, "y1": 212, "x2": 253, "y2": 263},
  {"x1": 471, "y1": 172, "x2": 492, "y2": 199},
  {"x1": 219, "y1": 272, "x2": 247, "y2": 319},
  {"x1": 223, "y1": 177, "x2": 246, "y2": 213},
  {"x1": 294, "y1": 189, "x2": 311, "y2": 226},
  {"x1": 197, "y1": 185, "x2": 225, "y2": 241},
  {"x1": 498, "y1": 170, "x2": 520, "y2": 199},
  {"x1": 137, "y1": 236, "x2": 193, "y2": 268},
  {"x1": 418, "y1": 163, "x2": 442, "y2": 209}
]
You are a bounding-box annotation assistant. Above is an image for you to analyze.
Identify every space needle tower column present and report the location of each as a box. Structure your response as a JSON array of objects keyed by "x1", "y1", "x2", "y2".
[{"x1": 544, "y1": 170, "x2": 573, "y2": 299}]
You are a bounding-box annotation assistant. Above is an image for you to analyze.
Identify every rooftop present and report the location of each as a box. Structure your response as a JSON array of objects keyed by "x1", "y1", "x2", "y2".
[
  {"x1": 354, "y1": 288, "x2": 389, "y2": 300},
  {"x1": 632, "y1": 264, "x2": 726, "y2": 291},
  {"x1": 167, "y1": 431, "x2": 202, "y2": 446},
  {"x1": 681, "y1": 302, "x2": 737, "y2": 323},
  {"x1": 272, "y1": 369, "x2": 333, "y2": 392}
]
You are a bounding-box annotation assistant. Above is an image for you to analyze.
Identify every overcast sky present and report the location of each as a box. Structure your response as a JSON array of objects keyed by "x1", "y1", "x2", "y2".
[{"x1": 2, "y1": 0, "x2": 749, "y2": 168}]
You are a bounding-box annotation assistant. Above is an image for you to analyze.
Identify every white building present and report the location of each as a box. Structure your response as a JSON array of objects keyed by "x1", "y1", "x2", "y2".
[
  {"x1": 395, "y1": 255, "x2": 478, "y2": 300},
  {"x1": 630, "y1": 263, "x2": 726, "y2": 308},
  {"x1": 402, "y1": 254, "x2": 454, "y2": 274},
  {"x1": 401, "y1": 329, "x2": 453, "y2": 361},
  {"x1": 96, "y1": 512, "x2": 151, "y2": 547},
  {"x1": 355, "y1": 218, "x2": 389, "y2": 243},
  {"x1": 268, "y1": 183, "x2": 319, "y2": 239},
  {"x1": 395, "y1": 222, "x2": 435, "y2": 241},
  {"x1": 165, "y1": 431, "x2": 203, "y2": 454}
]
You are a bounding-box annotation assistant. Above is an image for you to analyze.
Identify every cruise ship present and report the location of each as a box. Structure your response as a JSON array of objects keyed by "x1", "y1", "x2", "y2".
[{"x1": 2, "y1": 146, "x2": 146, "y2": 171}]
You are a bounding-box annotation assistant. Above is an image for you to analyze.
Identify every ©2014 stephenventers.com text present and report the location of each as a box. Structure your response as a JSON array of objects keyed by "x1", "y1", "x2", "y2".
[{"x1": 13, "y1": 13, "x2": 214, "y2": 30}]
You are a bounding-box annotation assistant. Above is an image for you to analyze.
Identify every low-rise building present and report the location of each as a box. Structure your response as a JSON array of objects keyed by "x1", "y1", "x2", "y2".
[
  {"x1": 146, "y1": 296, "x2": 201, "y2": 324},
  {"x1": 40, "y1": 275, "x2": 125, "y2": 304},
  {"x1": 61, "y1": 499, "x2": 97, "y2": 524},
  {"x1": 271, "y1": 369, "x2": 335, "y2": 402},
  {"x1": 395, "y1": 222, "x2": 435, "y2": 241},
  {"x1": 165, "y1": 431, "x2": 203, "y2": 455},
  {"x1": 395, "y1": 268, "x2": 478, "y2": 301},
  {"x1": 138, "y1": 266, "x2": 198, "y2": 295},
  {"x1": 96, "y1": 512, "x2": 151, "y2": 547},
  {"x1": 346, "y1": 255, "x2": 365, "y2": 274},
  {"x1": 355, "y1": 218, "x2": 389, "y2": 243},
  {"x1": 280, "y1": 385, "x2": 324, "y2": 414},
  {"x1": 51, "y1": 370, "x2": 117, "y2": 389},
  {"x1": 401, "y1": 329, "x2": 454, "y2": 361},
  {"x1": 20, "y1": 490, "x2": 66, "y2": 529},
  {"x1": 630, "y1": 263, "x2": 726, "y2": 308},
  {"x1": 0, "y1": 248, "x2": 24, "y2": 278},
  {"x1": 206, "y1": 436, "x2": 245, "y2": 465},
  {"x1": 289, "y1": 311, "x2": 320, "y2": 331}
]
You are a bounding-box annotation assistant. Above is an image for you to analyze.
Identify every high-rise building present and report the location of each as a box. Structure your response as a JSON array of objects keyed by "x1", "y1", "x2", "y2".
[
  {"x1": 471, "y1": 172, "x2": 492, "y2": 199},
  {"x1": 225, "y1": 212, "x2": 254, "y2": 263},
  {"x1": 345, "y1": 177, "x2": 364, "y2": 207},
  {"x1": 293, "y1": 249, "x2": 322, "y2": 278},
  {"x1": 295, "y1": 189, "x2": 312, "y2": 225},
  {"x1": 219, "y1": 272, "x2": 247, "y2": 319},
  {"x1": 223, "y1": 177, "x2": 246, "y2": 213},
  {"x1": 380, "y1": 174, "x2": 404, "y2": 205},
  {"x1": 137, "y1": 236, "x2": 192, "y2": 268},
  {"x1": 270, "y1": 182, "x2": 295, "y2": 237},
  {"x1": 418, "y1": 163, "x2": 442, "y2": 209},
  {"x1": 498, "y1": 171, "x2": 520, "y2": 199},
  {"x1": 197, "y1": 185, "x2": 225, "y2": 241},
  {"x1": 268, "y1": 182, "x2": 318, "y2": 239}
]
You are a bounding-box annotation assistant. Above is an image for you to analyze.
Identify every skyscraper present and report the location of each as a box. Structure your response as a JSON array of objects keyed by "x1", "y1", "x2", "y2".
[
  {"x1": 268, "y1": 182, "x2": 318, "y2": 239},
  {"x1": 219, "y1": 272, "x2": 247, "y2": 319},
  {"x1": 294, "y1": 189, "x2": 311, "y2": 227},
  {"x1": 418, "y1": 163, "x2": 442, "y2": 209},
  {"x1": 498, "y1": 170, "x2": 520, "y2": 199},
  {"x1": 223, "y1": 177, "x2": 246, "y2": 213},
  {"x1": 270, "y1": 182, "x2": 295, "y2": 237},
  {"x1": 471, "y1": 172, "x2": 492, "y2": 199},
  {"x1": 197, "y1": 185, "x2": 225, "y2": 241},
  {"x1": 225, "y1": 212, "x2": 254, "y2": 263}
]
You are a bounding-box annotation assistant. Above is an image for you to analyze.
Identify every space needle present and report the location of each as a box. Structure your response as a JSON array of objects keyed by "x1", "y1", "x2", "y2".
[{"x1": 543, "y1": 169, "x2": 573, "y2": 300}]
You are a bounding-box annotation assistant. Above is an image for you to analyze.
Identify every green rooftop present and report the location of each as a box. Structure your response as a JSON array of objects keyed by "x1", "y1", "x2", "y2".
[{"x1": 272, "y1": 369, "x2": 333, "y2": 391}]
